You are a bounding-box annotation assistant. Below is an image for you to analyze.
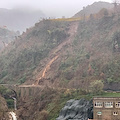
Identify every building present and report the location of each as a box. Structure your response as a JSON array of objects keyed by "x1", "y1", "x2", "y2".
[{"x1": 93, "y1": 97, "x2": 120, "y2": 120}]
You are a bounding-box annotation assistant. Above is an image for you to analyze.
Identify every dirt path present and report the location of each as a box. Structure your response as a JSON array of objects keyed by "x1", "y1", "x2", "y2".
[
  {"x1": 34, "y1": 21, "x2": 79, "y2": 85},
  {"x1": 50, "y1": 21, "x2": 78, "y2": 56},
  {"x1": 36, "y1": 55, "x2": 58, "y2": 85}
]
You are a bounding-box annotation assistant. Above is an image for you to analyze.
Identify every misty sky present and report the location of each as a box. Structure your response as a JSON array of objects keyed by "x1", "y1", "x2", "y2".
[{"x1": 0, "y1": 0, "x2": 112, "y2": 17}]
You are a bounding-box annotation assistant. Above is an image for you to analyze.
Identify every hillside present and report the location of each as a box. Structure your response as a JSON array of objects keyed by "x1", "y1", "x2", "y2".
[
  {"x1": 0, "y1": 11, "x2": 120, "y2": 91},
  {"x1": 1, "y1": 3, "x2": 120, "y2": 120},
  {"x1": 0, "y1": 8, "x2": 45, "y2": 32},
  {"x1": 73, "y1": 2, "x2": 113, "y2": 18},
  {"x1": 0, "y1": 27, "x2": 19, "y2": 50}
]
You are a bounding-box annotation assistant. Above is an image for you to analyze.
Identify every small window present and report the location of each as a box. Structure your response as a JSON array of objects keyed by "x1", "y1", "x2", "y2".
[
  {"x1": 97, "y1": 112, "x2": 102, "y2": 115},
  {"x1": 104, "y1": 102, "x2": 113, "y2": 108},
  {"x1": 94, "y1": 102, "x2": 103, "y2": 108},
  {"x1": 115, "y1": 102, "x2": 120, "y2": 108},
  {"x1": 113, "y1": 112, "x2": 118, "y2": 115}
]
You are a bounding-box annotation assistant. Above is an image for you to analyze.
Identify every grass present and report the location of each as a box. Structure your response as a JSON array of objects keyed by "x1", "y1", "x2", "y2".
[
  {"x1": 97, "y1": 92, "x2": 120, "y2": 97},
  {"x1": 49, "y1": 18, "x2": 82, "y2": 22}
]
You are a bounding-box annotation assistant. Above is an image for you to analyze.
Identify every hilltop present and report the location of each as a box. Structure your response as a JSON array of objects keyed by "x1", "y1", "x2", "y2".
[{"x1": 73, "y1": 1, "x2": 113, "y2": 18}]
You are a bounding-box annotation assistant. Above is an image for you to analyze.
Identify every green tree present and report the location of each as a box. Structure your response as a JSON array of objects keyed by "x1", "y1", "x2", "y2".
[{"x1": 90, "y1": 80, "x2": 104, "y2": 94}]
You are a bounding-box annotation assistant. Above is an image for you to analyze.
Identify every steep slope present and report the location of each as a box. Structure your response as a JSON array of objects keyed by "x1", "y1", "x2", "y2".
[
  {"x1": 0, "y1": 11, "x2": 120, "y2": 90},
  {"x1": 0, "y1": 8, "x2": 45, "y2": 32},
  {"x1": 0, "y1": 20, "x2": 71, "y2": 84},
  {"x1": 73, "y1": 2, "x2": 113, "y2": 18},
  {"x1": 34, "y1": 21, "x2": 78, "y2": 86},
  {"x1": 34, "y1": 15, "x2": 120, "y2": 90},
  {"x1": 1, "y1": 8, "x2": 120, "y2": 120}
]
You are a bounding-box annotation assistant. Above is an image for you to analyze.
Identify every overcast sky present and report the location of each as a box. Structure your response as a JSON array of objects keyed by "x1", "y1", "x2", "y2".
[{"x1": 0, "y1": 0, "x2": 112, "y2": 17}]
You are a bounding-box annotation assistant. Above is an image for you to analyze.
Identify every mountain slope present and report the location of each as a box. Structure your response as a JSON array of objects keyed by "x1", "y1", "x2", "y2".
[
  {"x1": 0, "y1": 20, "x2": 71, "y2": 84},
  {"x1": 0, "y1": 10, "x2": 120, "y2": 90},
  {"x1": 73, "y1": 2, "x2": 113, "y2": 18}
]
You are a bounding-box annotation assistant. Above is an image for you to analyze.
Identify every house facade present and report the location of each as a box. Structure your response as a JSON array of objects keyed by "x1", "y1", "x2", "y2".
[{"x1": 93, "y1": 97, "x2": 120, "y2": 120}]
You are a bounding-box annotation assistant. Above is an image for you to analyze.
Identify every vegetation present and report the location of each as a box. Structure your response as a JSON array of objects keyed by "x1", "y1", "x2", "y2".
[
  {"x1": 19, "y1": 87, "x2": 120, "y2": 120},
  {"x1": 0, "y1": 10, "x2": 120, "y2": 89},
  {"x1": 89, "y1": 80, "x2": 104, "y2": 94},
  {"x1": 6, "y1": 99, "x2": 14, "y2": 109},
  {"x1": 1, "y1": 5, "x2": 120, "y2": 119},
  {"x1": 0, "y1": 20, "x2": 70, "y2": 84},
  {"x1": 0, "y1": 85, "x2": 14, "y2": 109}
]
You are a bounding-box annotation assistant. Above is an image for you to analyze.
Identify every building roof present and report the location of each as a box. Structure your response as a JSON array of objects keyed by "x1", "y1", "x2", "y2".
[{"x1": 93, "y1": 97, "x2": 120, "y2": 100}]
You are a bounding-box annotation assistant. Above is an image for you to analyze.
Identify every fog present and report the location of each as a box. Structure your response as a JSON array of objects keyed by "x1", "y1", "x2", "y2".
[{"x1": 0, "y1": 0, "x2": 112, "y2": 17}]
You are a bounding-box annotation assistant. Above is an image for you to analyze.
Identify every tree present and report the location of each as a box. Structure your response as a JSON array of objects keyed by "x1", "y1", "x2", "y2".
[
  {"x1": 113, "y1": 31, "x2": 120, "y2": 52},
  {"x1": 39, "y1": 110, "x2": 48, "y2": 120},
  {"x1": 89, "y1": 14, "x2": 94, "y2": 21},
  {"x1": 98, "y1": 8, "x2": 109, "y2": 18},
  {"x1": 112, "y1": 0, "x2": 120, "y2": 13},
  {"x1": 89, "y1": 80, "x2": 104, "y2": 94}
]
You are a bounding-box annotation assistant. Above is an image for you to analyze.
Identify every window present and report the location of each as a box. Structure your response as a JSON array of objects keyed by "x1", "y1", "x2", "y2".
[
  {"x1": 104, "y1": 102, "x2": 113, "y2": 108},
  {"x1": 115, "y1": 102, "x2": 120, "y2": 108},
  {"x1": 97, "y1": 112, "x2": 102, "y2": 115},
  {"x1": 113, "y1": 112, "x2": 118, "y2": 115},
  {"x1": 94, "y1": 102, "x2": 103, "y2": 108}
]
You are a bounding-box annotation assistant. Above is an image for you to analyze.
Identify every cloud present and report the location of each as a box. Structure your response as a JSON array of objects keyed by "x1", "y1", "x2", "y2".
[{"x1": 0, "y1": 0, "x2": 112, "y2": 17}]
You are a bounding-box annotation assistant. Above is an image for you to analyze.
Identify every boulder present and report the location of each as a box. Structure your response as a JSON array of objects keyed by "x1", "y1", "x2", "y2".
[{"x1": 56, "y1": 98, "x2": 93, "y2": 120}]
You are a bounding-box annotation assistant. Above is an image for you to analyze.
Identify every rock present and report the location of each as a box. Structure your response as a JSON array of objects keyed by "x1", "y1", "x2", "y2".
[
  {"x1": 56, "y1": 98, "x2": 93, "y2": 120},
  {"x1": 87, "y1": 100, "x2": 93, "y2": 119}
]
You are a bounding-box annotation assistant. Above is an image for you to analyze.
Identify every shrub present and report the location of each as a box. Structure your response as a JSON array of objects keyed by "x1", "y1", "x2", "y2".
[
  {"x1": 39, "y1": 110, "x2": 49, "y2": 120},
  {"x1": 6, "y1": 99, "x2": 14, "y2": 109},
  {"x1": 89, "y1": 80, "x2": 104, "y2": 94},
  {"x1": 19, "y1": 76, "x2": 26, "y2": 84}
]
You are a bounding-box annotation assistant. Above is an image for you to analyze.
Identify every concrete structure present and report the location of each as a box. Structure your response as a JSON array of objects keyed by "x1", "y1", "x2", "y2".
[
  {"x1": 0, "y1": 84, "x2": 43, "y2": 100},
  {"x1": 93, "y1": 97, "x2": 120, "y2": 120}
]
